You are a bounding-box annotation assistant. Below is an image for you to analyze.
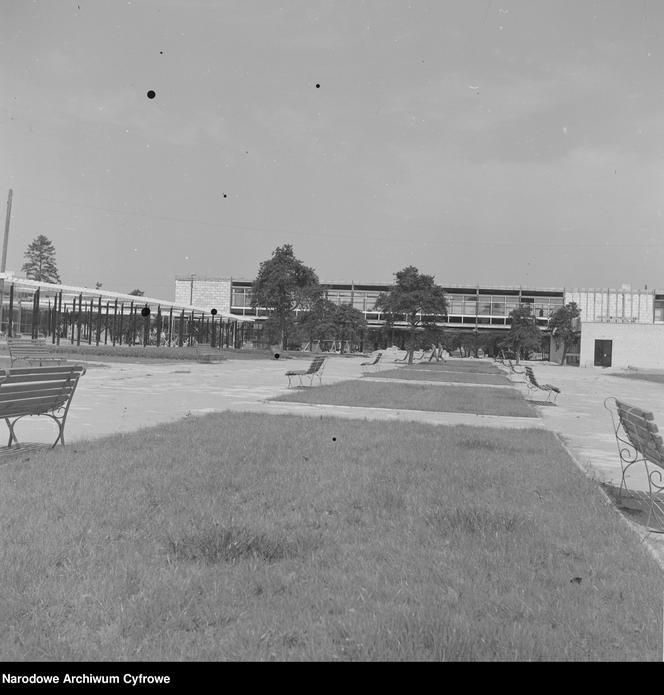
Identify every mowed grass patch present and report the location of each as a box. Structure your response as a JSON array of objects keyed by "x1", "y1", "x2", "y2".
[
  {"x1": 411, "y1": 360, "x2": 502, "y2": 374},
  {"x1": 0, "y1": 412, "x2": 661, "y2": 661},
  {"x1": 371, "y1": 368, "x2": 510, "y2": 385},
  {"x1": 274, "y1": 379, "x2": 536, "y2": 417}
]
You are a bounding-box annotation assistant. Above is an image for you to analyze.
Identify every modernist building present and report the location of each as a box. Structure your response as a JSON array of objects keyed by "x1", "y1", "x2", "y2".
[{"x1": 175, "y1": 276, "x2": 664, "y2": 369}]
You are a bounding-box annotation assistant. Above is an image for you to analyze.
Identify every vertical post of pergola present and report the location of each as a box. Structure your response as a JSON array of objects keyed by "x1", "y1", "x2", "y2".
[
  {"x1": 129, "y1": 301, "x2": 136, "y2": 346},
  {"x1": 7, "y1": 283, "x2": 13, "y2": 338},
  {"x1": 76, "y1": 293, "x2": 82, "y2": 346},
  {"x1": 168, "y1": 306, "x2": 173, "y2": 346},
  {"x1": 32, "y1": 287, "x2": 40, "y2": 339},
  {"x1": 112, "y1": 300, "x2": 118, "y2": 346},
  {"x1": 70, "y1": 297, "x2": 76, "y2": 344},
  {"x1": 87, "y1": 298, "x2": 92, "y2": 345},
  {"x1": 156, "y1": 305, "x2": 162, "y2": 347},
  {"x1": 143, "y1": 305, "x2": 150, "y2": 347},
  {"x1": 178, "y1": 310, "x2": 185, "y2": 347},
  {"x1": 96, "y1": 296, "x2": 102, "y2": 346},
  {"x1": 118, "y1": 302, "x2": 124, "y2": 346},
  {"x1": 104, "y1": 301, "x2": 109, "y2": 344},
  {"x1": 56, "y1": 291, "x2": 62, "y2": 345}
]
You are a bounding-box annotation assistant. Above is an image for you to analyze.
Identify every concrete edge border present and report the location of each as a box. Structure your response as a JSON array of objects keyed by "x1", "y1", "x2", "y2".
[{"x1": 552, "y1": 430, "x2": 664, "y2": 573}]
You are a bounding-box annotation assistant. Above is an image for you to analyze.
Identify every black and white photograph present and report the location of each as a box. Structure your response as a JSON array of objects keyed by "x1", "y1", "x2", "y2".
[{"x1": 2, "y1": 0, "x2": 664, "y2": 669}]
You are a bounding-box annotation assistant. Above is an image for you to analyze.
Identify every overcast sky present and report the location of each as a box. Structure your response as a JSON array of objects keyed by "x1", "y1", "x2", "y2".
[{"x1": 2, "y1": 0, "x2": 664, "y2": 298}]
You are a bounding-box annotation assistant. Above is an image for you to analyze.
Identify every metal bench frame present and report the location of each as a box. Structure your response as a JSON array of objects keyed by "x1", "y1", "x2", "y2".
[
  {"x1": 505, "y1": 358, "x2": 525, "y2": 376},
  {"x1": 0, "y1": 365, "x2": 86, "y2": 448},
  {"x1": 524, "y1": 366, "x2": 560, "y2": 402},
  {"x1": 7, "y1": 338, "x2": 67, "y2": 367},
  {"x1": 605, "y1": 397, "x2": 664, "y2": 532},
  {"x1": 285, "y1": 356, "x2": 326, "y2": 388},
  {"x1": 361, "y1": 352, "x2": 382, "y2": 373}
]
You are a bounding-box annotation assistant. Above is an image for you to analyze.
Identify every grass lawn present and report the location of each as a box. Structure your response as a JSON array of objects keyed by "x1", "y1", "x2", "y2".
[
  {"x1": 274, "y1": 379, "x2": 536, "y2": 417},
  {"x1": 410, "y1": 360, "x2": 502, "y2": 374},
  {"x1": 371, "y1": 368, "x2": 510, "y2": 385},
  {"x1": 0, "y1": 344, "x2": 277, "y2": 366},
  {"x1": 0, "y1": 412, "x2": 661, "y2": 661}
]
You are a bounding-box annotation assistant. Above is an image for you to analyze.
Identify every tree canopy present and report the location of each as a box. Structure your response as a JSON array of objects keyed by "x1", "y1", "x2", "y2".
[
  {"x1": 252, "y1": 244, "x2": 321, "y2": 348},
  {"x1": 298, "y1": 298, "x2": 368, "y2": 352},
  {"x1": 548, "y1": 302, "x2": 580, "y2": 365},
  {"x1": 375, "y1": 266, "x2": 447, "y2": 364},
  {"x1": 128, "y1": 289, "x2": 145, "y2": 296},
  {"x1": 21, "y1": 235, "x2": 61, "y2": 284},
  {"x1": 500, "y1": 305, "x2": 542, "y2": 363}
]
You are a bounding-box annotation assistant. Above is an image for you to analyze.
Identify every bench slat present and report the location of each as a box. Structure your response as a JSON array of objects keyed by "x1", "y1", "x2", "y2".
[
  {"x1": 616, "y1": 401, "x2": 655, "y2": 421},
  {"x1": 0, "y1": 366, "x2": 83, "y2": 376},
  {"x1": 0, "y1": 397, "x2": 69, "y2": 417},
  {"x1": 0, "y1": 372, "x2": 82, "y2": 385},
  {"x1": 0, "y1": 384, "x2": 76, "y2": 400}
]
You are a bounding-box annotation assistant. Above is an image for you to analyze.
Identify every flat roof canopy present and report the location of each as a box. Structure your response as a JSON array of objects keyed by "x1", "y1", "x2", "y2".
[{"x1": 0, "y1": 275, "x2": 254, "y2": 322}]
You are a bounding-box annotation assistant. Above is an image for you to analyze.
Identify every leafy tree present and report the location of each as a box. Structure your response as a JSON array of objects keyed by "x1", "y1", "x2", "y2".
[
  {"x1": 548, "y1": 301, "x2": 580, "y2": 365},
  {"x1": 297, "y1": 298, "x2": 339, "y2": 346},
  {"x1": 375, "y1": 266, "x2": 447, "y2": 364},
  {"x1": 128, "y1": 289, "x2": 144, "y2": 296},
  {"x1": 21, "y1": 235, "x2": 61, "y2": 283},
  {"x1": 329, "y1": 302, "x2": 367, "y2": 353},
  {"x1": 500, "y1": 305, "x2": 542, "y2": 364},
  {"x1": 252, "y1": 244, "x2": 321, "y2": 349}
]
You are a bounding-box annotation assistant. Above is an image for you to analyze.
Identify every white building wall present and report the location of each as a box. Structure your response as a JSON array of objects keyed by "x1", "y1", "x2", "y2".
[
  {"x1": 565, "y1": 288, "x2": 653, "y2": 324},
  {"x1": 174, "y1": 278, "x2": 232, "y2": 313},
  {"x1": 580, "y1": 322, "x2": 664, "y2": 369}
]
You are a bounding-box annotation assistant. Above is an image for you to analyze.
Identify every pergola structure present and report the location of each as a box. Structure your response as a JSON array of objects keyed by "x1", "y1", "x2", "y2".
[{"x1": 0, "y1": 274, "x2": 254, "y2": 349}]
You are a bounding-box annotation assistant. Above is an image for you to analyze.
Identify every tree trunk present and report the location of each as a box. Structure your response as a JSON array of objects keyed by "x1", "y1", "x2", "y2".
[
  {"x1": 560, "y1": 341, "x2": 568, "y2": 366},
  {"x1": 408, "y1": 326, "x2": 416, "y2": 365}
]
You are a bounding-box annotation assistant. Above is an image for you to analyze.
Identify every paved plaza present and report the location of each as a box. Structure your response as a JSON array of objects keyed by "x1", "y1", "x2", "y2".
[{"x1": 4, "y1": 352, "x2": 664, "y2": 562}]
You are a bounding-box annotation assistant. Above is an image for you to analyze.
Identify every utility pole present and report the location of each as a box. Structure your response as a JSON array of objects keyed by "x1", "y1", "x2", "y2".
[
  {"x1": 0, "y1": 189, "x2": 13, "y2": 332},
  {"x1": 189, "y1": 273, "x2": 195, "y2": 305}
]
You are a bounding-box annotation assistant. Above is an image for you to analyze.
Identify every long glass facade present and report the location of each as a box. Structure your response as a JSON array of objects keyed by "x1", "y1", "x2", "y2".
[{"x1": 229, "y1": 281, "x2": 565, "y2": 328}]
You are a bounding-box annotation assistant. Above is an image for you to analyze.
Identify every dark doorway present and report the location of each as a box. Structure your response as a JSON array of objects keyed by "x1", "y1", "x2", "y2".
[{"x1": 594, "y1": 339, "x2": 613, "y2": 367}]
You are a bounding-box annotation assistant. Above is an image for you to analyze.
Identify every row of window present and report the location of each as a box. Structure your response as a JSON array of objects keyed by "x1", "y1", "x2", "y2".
[{"x1": 231, "y1": 288, "x2": 564, "y2": 317}]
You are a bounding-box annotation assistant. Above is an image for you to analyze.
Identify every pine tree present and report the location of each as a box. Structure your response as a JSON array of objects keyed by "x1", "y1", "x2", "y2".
[{"x1": 21, "y1": 235, "x2": 61, "y2": 283}]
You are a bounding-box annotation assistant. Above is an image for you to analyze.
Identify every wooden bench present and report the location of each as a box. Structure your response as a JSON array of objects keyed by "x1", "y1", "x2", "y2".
[
  {"x1": 361, "y1": 352, "x2": 382, "y2": 373},
  {"x1": 524, "y1": 366, "x2": 561, "y2": 402},
  {"x1": 605, "y1": 397, "x2": 664, "y2": 532},
  {"x1": 195, "y1": 345, "x2": 225, "y2": 363},
  {"x1": 0, "y1": 365, "x2": 86, "y2": 448},
  {"x1": 7, "y1": 338, "x2": 68, "y2": 367},
  {"x1": 285, "y1": 356, "x2": 326, "y2": 388}
]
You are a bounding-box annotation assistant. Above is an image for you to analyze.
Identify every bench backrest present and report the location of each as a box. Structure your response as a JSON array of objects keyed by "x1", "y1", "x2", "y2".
[
  {"x1": 307, "y1": 356, "x2": 326, "y2": 374},
  {"x1": 615, "y1": 399, "x2": 664, "y2": 468},
  {"x1": 0, "y1": 365, "x2": 86, "y2": 419},
  {"x1": 7, "y1": 338, "x2": 50, "y2": 356},
  {"x1": 525, "y1": 366, "x2": 539, "y2": 384}
]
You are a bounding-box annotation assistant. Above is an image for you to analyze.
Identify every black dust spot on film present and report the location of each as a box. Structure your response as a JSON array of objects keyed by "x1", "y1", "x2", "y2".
[{"x1": 147, "y1": 90, "x2": 156, "y2": 99}]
